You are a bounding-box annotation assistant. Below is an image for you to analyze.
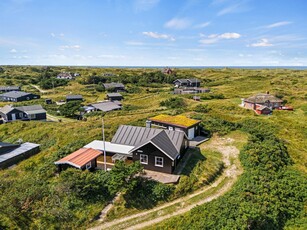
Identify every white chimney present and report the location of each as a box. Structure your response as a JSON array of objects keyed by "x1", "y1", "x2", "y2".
[{"x1": 146, "y1": 120, "x2": 152, "y2": 128}]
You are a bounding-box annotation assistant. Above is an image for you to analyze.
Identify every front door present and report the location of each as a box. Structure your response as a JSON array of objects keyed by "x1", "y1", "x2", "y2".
[{"x1": 11, "y1": 113, "x2": 16, "y2": 120}]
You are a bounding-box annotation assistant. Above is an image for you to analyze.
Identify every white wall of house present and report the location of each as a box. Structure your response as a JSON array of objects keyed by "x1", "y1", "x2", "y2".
[{"x1": 188, "y1": 127, "x2": 195, "y2": 139}]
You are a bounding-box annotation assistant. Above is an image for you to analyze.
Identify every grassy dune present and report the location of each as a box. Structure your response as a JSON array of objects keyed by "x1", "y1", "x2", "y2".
[{"x1": 0, "y1": 66, "x2": 306, "y2": 228}]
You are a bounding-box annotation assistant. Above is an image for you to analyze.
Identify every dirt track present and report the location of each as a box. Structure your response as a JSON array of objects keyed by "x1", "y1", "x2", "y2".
[{"x1": 89, "y1": 136, "x2": 242, "y2": 230}]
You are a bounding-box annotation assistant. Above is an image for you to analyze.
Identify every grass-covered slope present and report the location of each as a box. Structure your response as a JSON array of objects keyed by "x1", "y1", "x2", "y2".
[{"x1": 0, "y1": 66, "x2": 306, "y2": 229}]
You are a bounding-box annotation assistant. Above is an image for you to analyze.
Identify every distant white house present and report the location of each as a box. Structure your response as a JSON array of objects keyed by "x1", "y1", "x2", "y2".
[{"x1": 57, "y1": 72, "x2": 74, "y2": 80}]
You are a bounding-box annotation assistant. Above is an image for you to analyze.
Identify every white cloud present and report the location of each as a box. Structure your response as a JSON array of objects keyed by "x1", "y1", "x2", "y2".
[
  {"x1": 164, "y1": 18, "x2": 191, "y2": 30},
  {"x1": 219, "y1": 32, "x2": 241, "y2": 39},
  {"x1": 51, "y1": 33, "x2": 65, "y2": 38},
  {"x1": 10, "y1": 48, "x2": 17, "y2": 53},
  {"x1": 194, "y1": 21, "x2": 211, "y2": 28},
  {"x1": 142, "y1": 32, "x2": 175, "y2": 41},
  {"x1": 216, "y1": 1, "x2": 250, "y2": 16},
  {"x1": 265, "y1": 21, "x2": 292, "y2": 29},
  {"x1": 134, "y1": 0, "x2": 160, "y2": 11},
  {"x1": 59, "y1": 45, "x2": 81, "y2": 50},
  {"x1": 250, "y1": 39, "x2": 273, "y2": 47},
  {"x1": 217, "y1": 3, "x2": 241, "y2": 15},
  {"x1": 199, "y1": 32, "x2": 241, "y2": 44}
]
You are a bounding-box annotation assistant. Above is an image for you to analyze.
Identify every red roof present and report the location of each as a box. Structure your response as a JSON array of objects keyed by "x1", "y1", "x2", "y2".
[{"x1": 55, "y1": 148, "x2": 102, "y2": 168}]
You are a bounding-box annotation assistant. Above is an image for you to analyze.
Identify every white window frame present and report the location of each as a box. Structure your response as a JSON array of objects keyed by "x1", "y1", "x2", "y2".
[
  {"x1": 155, "y1": 156, "x2": 163, "y2": 167},
  {"x1": 140, "y1": 154, "x2": 148, "y2": 165},
  {"x1": 85, "y1": 162, "x2": 91, "y2": 169}
]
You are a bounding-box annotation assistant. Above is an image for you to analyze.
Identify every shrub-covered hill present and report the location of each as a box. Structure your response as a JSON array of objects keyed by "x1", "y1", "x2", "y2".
[
  {"x1": 150, "y1": 120, "x2": 307, "y2": 230},
  {"x1": 0, "y1": 66, "x2": 306, "y2": 229}
]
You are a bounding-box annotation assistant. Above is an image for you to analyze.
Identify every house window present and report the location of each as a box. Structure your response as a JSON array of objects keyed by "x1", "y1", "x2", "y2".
[
  {"x1": 85, "y1": 162, "x2": 91, "y2": 169},
  {"x1": 137, "y1": 150, "x2": 143, "y2": 153},
  {"x1": 140, "y1": 154, "x2": 148, "y2": 165},
  {"x1": 28, "y1": 114, "x2": 36, "y2": 119},
  {"x1": 155, "y1": 157, "x2": 163, "y2": 167},
  {"x1": 19, "y1": 113, "x2": 23, "y2": 118}
]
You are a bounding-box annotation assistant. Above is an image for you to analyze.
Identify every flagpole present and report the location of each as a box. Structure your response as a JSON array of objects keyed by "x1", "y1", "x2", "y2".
[{"x1": 102, "y1": 117, "x2": 106, "y2": 171}]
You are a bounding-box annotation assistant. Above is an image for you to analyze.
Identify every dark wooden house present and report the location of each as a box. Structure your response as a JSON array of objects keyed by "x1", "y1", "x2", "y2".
[
  {"x1": 84, "y1": 125, "x2": 189, "y2": 174},
  {"x1": 0, "y1": 142, "x2": 40, "y2": 169},
  {"x1": 0, "y1": 91, "x2": 40, "y2": 102},
  {"x1": 148, "y1": 114, "x2": 201, "y2": 140},
  {"x1": 57, "y1": 72, "x2": 74, "y2": 80},
  {"x1": 103, "y1": 83, "x2": 125, "y2": 92},
  {"x1": 84, "y1": 101, "x2": 122, "y2": 113},
  {"x1": 173, "y1": 79, "x2": 201, "y2": 88},
  {"x1": 106, "y1": 93, "x2": 123, "y2": 101},
  {"x1": 0, "y1": 86, "x2": 21, "y2": 93},
  {"x1": 66, "y1": 94, "x2": 83, "y2": 102},
  {"x1": 0, "y1": 105, "x2": 46, "y2": 122}
]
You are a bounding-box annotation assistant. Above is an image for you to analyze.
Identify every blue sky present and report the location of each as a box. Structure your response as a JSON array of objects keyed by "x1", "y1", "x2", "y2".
[{"x1": 0, "y1": 0, "x2": 306, "y2": 66}]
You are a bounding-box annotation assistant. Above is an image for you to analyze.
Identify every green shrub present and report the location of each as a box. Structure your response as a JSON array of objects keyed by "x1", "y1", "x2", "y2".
[
  {"x1": 194, "y1": 104, "x2": 211, "y2": 113},
  {"x1": 59, "y1": 101, "x2": 83, "y2": 117},
  {"x1": 155, "y1": 121, "x2": 307, "y2": 230},
  {"x1": 160, "y1": 97, "x2": 186, "y2": 109}
]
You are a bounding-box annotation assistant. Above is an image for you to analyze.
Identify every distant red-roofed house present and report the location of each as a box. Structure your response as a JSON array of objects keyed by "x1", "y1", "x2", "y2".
[
  {"x1": 54, "y1": 148, "x2": 102, "y2": 171},
  {"x1": 163, "y1": 67, "x2": 173, "y2": 75},
  {"x1": 255, "y1": 105, "x2": 272, "y2": 115},
  {"x1": 243, "y1": 92, "x2": 283, "y2": 110}
]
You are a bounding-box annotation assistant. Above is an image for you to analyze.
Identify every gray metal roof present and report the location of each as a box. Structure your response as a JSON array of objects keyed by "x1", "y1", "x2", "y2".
[
  {"x1": 90, "y1": 101, "x2": 121, "y2": 112},
  {"x1": 244, "y1": 93, "x2": 283, "y2": 104},
  {"x1": 174, "y1": 79, "x2": 189, "y2": 83},
  {"x1": 0, "y1": 142, "x2": 19, "y2": 148},
  {"x1": 130, "y1": 131, "x2": 179, "y2": 160},
  {"x1": 103, "y1": 82, "x2": 125, "y2": 89},
  {"x1": 16, "y1": 105, "x2": 45, "y2": 112},
  {"x1": 66, "y1": 94, "x2": 83, "y2": 99},
  {"x1": 164, "y1": 129, "x2": 185, "y2": 153},
  {"x1": 0, "y1": 142, "x2": 39, "y2": 164},
  {"x1": 0, "y1": 105, "x2": 15, "y2": 114},
  {"x1": 111, "y1": 125, "x2": 185, "y2": 160},
  {"x1": 0, "y1": 86, "x2": 20, "y2": 91},
  {"x1": 107, "y1": 93, "x2": 123, "y2": 97},
  {"x1": 0, "y1": 91, "x2": 33, "y2": 98},
  {"x1": 112, "y1": 125, "x2": 160, "y2": 146},
  {"x1": 0, "y1": 104, "x2": 46, "y2": 115}
]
